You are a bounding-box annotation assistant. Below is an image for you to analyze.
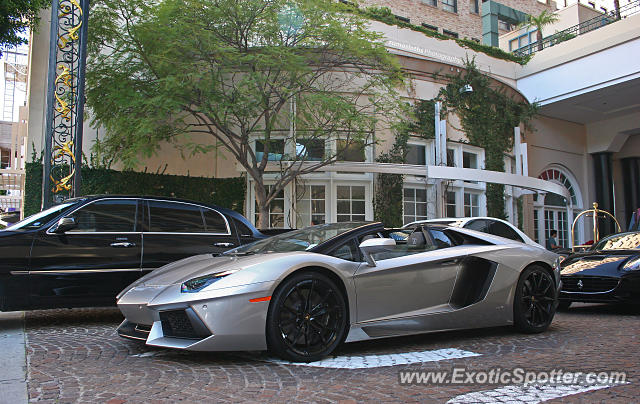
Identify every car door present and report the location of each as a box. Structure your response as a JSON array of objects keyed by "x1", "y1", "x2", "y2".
[
  {"x1": 29, "y1": 198, "x2": 143, "y2": 308},
  {"x1": 353, "y1": 228, "x2": 464, "y2": 323},
  {"x1": 141, "y1": 199, "x2": 239, "y2": 274}
]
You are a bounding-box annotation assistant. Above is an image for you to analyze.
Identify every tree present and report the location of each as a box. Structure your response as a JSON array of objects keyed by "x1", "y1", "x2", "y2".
[
  {"x1": 87, "y1": 0, "x2": 405, "y2": 228},
  {"x1": 0, "y1": 0, "x2": 49, "y2": 56},
  {"x1": 518, "y1": 10, "x2": 559, "y2": 52}
]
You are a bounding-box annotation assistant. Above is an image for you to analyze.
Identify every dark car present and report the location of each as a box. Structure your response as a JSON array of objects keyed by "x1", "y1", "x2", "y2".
[
  {"x1": 558, "y1": 231, "x2": 640, "y2": 309},
  {"x1": 0, "y1": 195, "x2": 264, "y2": 311}
]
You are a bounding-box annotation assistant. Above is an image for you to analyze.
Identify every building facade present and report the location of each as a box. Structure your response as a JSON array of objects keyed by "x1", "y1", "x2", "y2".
[{"x1": 23, "y1": 2, "x2": 640, "y2": 249}]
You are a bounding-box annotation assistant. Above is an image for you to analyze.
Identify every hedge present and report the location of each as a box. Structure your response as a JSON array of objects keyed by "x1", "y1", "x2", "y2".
[{"x1": 24, "y1": 163, "x2": 246, "y2": 217}]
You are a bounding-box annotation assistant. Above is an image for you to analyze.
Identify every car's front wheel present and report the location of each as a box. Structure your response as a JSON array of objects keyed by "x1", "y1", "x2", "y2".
[
  {"x1": 514, "y1": 265, "x2": 557, "y2": 333},
  {"x1": 266, "y1": 271, "x2": 347, "y2": 362}
]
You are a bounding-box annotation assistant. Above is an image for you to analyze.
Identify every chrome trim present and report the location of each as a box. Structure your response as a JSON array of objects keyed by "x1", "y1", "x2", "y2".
[
  {"x1": 118, "y1": 333, "x2": 148, "y2": 342},
  {"x1": 29, "y1": 268, "x2": 141, "y2": 275},
  {"x1": 142, "y1": 232, "x2": 231, "y2": 236},
  {"x1": 9, "y1": 271, "x2": 29, "y2": 275}
]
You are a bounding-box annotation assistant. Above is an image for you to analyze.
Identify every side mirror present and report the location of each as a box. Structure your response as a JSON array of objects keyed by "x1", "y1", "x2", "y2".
[
  {"x1": 53, "y1": 217, "x2": 76, "y2": 233},
  {"x1": 359, "y1": 238, "x2": 396, "y2": 267}
]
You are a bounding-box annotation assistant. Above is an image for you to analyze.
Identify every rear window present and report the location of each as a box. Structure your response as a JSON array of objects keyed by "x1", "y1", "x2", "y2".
[{"x1": 148, "y1": 201, "x2": 205, "y2": 233}]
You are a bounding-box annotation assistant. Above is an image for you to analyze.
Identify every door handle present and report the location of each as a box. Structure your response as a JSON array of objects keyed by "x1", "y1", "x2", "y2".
[
  {"x1": 214, "y1": 242, "x2": 235, "y2": 248},
  {"x1": 110, "y1": 242, "x2": 136, "y2": 248}
]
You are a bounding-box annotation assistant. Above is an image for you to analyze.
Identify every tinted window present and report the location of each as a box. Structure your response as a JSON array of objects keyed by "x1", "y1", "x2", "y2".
[
  {"x1": 465, "y1": 219, "x2": 488, "y2": 232},
  {"x1": 233, "y1": 217, "x2": 254, "y2": 237},
  {"x1": 148, "y1": 201, "x2": 205, "y2": 233},
  {"x1": 8, "y1": 202, "x2": 75, "y2": 230},
  {"x1": 69, "y1": 200, "x2": 137, "y2": 232},
  {"x1": 487, "y1": 221, "x2": 523, "y2": 242},
  {"x1": 203, "y1": 209, "x2": 228, "y2": 233}
]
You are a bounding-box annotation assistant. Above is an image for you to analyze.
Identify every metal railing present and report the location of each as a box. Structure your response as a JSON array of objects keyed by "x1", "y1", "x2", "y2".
[{"x1": 514, "y1": 0, "x2": 640, "y2": 57}]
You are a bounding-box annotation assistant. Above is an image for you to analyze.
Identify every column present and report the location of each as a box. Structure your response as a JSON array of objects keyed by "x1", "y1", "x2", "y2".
[
  {"x1": 621, "y1": 157, "x2": 640, "y2": 230},
  {"x1": 592, "y1": 152, "x2": 615, "y2": 236}
]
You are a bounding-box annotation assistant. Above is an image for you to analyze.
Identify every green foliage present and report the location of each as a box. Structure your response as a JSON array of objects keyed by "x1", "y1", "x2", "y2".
[
  {"x1": 337, "y1": 3, "x2": 529, "y2": 65},
  {"x1": 373, "y1": 99, "x2": 436, "y2": 225},
  {"x1": 0, "y1": 0, "x2": 49, "y2": 55},
  {"x1": 24, "y1": 163, "x2": 245, "y2": 217},
  {"x1": 87, "y1": 0, "x2": 406, "y2": 227},
  {"x1": 437, "y1": 59, "x2": 537, "y2": 218}
]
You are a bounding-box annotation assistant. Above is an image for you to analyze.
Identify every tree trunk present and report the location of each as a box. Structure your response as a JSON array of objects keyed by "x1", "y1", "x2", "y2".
[
  {"x1": 254, "y1": 182, "x2": 270, "y2": 230},
  {"x1": 536, "y1": 30, "x2": 543, "y2": 51}
]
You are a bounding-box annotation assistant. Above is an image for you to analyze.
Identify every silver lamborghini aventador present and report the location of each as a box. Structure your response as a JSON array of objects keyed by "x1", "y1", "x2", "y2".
[{"x1": 116, "y1": 222, "x2": 561, "y2": 362}]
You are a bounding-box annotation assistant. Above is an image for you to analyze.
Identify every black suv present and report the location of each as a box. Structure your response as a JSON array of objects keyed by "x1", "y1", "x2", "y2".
[{"x1": 0, "y1": 195, "x2": 263, "y2": 311}]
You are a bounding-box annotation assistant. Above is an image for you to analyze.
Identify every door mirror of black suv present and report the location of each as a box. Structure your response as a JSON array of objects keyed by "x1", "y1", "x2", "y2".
[{"x1": 53, "y1": 217, "x2": 77, "y2": 233}]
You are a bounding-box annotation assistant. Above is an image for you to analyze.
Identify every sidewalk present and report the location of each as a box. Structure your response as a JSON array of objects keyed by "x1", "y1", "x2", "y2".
[{"x1": 0, "y1": 311, "x2": 28, "y2": 403}]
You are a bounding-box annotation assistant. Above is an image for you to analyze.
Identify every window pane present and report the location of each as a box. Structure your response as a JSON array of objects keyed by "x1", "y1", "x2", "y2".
[
  {"x1": 463, "y1": 152, "x2": 477, "y2": 169},
  {"x1": 406, "y1": 144, "x2": 426, "y2": 165},
  {"x1": 296, "y1": 139, "x2": 324, "y2": 161},
  {"x1": 446, "y1": 191, "x2": 457, "y2": 217},
  {"x1": 466, "y1": 219, "x2": 488, "y2": 232},
  {"x1": 256, "y1": 139, "x2": 285, "y2": 161},
  {"x1": 337, "y1": 140, "x2": 365, "y2": 162},
  {"x1": 296, "y1": 185, "x2": 326, "y2": 228},
  {"x1": 149, "y1": 201, "x2": 205, "y2": 233},
  {"x1": 336, "y1": 185, "x2": 366, "y2": 221},
  {"x1": 203, "y1": 209, "x2": 228, "y2": 233},
  {"x1": 70, "y1": 200, "x2": 137, "y2": 232},
  {"x1": 442, "y1": 0, "x2": 457, "y2": 12}
]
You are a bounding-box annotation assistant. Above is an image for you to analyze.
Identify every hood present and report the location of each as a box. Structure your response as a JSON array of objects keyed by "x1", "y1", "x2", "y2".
[
  {"x1": 133, "y1": 252, "x2": 314, "y2": 288},
  {"x1": 560, "y1": 252, "x2": 637, "y2": 276}
]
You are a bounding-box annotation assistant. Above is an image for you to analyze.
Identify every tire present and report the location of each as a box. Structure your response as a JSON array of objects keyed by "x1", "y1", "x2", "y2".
[
  {"x1": 557, "y1": 301, "x2": 572, "y2": 311},
  {"x1": 514, "y1": 265, "x2": 557, "y2": 333},
  {"x1": 266, "y1": 271, "x2": 348, "y2": 362}
]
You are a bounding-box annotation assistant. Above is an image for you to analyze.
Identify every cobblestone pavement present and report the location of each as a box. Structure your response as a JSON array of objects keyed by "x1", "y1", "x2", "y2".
[{"x1": 23, "y1": 303, "x2": 639, "y2": 403}]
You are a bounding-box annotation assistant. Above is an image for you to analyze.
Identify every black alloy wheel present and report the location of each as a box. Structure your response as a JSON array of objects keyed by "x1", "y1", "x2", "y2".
[
  {"x1": 266, "y1": 271, "x2": 347, "y2": 362},
  {"x1": 514, "y1": 265, "x2": 557, "y2": 333}
]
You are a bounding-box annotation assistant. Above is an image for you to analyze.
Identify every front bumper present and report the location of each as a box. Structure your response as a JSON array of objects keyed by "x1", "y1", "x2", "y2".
[
  {"x1": 117, "y1": 281, "x2": 275, "y2": 351},
  {"x1": 559, "y1": 274, "x2": 640, "y2": 303}
]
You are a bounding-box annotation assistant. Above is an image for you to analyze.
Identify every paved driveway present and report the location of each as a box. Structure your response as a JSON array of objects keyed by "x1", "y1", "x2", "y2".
[{"x1": 15, "y1": 304, "x2": 640, "y2": 403}]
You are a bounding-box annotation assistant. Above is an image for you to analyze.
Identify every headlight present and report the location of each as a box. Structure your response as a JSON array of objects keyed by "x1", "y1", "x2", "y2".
[
  {"x1": 622, "y1": 257, "x2": 640, "y2": 272},
  {"x1": 181, "y1": 270, "x2": 238, "y2": 293}
]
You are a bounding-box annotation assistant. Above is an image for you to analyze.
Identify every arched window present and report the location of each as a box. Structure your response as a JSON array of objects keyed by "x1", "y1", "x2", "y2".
[{"x1": 534, "y1": 167, "x2": 583, "y2": 249}]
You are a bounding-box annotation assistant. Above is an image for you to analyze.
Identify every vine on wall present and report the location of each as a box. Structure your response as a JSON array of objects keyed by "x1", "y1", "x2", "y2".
[
  {"x1": 437, "y1": 58, "x2": 537, "y2": 218},
  {"x1": 374, "y1": 100, "x2": 436, "y2": 226}
]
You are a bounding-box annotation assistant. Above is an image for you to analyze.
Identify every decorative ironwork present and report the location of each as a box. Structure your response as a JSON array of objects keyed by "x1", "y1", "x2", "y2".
[{"x1": 42, "y1": 0, "x2": 89, "y2": 208}]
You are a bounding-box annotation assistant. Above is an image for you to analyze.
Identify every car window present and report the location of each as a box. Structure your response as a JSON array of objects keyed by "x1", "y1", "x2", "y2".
[
  {"x1": 487, "y1": 220, "x2": 523, "y2": 242},
  {"x1": 329, "y1": 239, "x2": 359, "y2": 262},
  {"x1": 233, "y1": 217, "x2": 254, "y2": 237},
  {"x1": 369, "y1": 229, "x2": 437, "y2": 261},
  {"x1": 148, "y1": 200, "x2": 205, "y2": 233},
  {"x1": 202, "y1": 209, "x2": 228, "y2": 233},
  {"x1": 68, "y1": 200, "x2": 137, "y2": 232},
  {"x1": 465, "y1": 219, "x2": 488, "y2": 233},
  {"x1": 7, "y1": 202, "x2": 75, "y2": 230},
  {"x1": 428, "y1": 229, "x2": 454, "y2": 249}
]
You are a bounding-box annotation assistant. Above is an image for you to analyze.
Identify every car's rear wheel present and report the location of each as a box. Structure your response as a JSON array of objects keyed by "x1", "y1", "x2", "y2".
[
  {"x1": 514, "y1": 265, "x2": 557, "y2": 333},
  {"x1": 266, "y1": 271, "x2": 347, "y2": 362}
]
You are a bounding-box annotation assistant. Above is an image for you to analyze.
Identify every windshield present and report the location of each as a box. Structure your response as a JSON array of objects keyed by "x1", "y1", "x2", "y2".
[
  {"x1": 5, "y1": 202, "x2": 76, "y2": 230},
  {"x1": 592, "y1": 232, "x2": 640, "y2": 251},
  {"x1": 226, "y1": 222, "x2": 370, "y2": 255}
]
